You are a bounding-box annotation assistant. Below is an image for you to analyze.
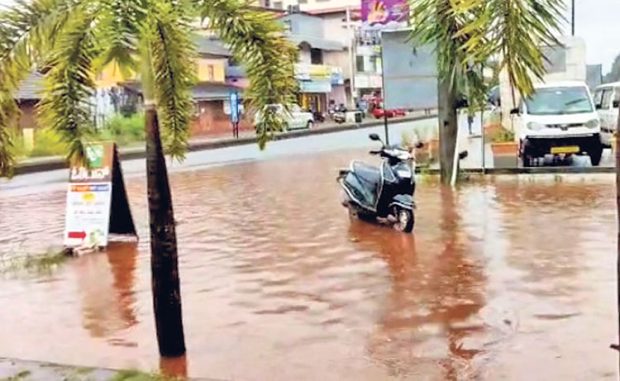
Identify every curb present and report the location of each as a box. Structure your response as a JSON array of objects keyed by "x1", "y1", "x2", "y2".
[
  {"x1": 14, "y1": 114, "x2": 436, "y2": 176},
  {"x1": 416, "y1": 166, "x2": 615, "y2": 175}
]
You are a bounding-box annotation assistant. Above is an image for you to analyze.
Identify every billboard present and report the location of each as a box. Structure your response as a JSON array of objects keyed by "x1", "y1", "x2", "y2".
[
  {"x1": 361, "y1": 0, "x2": 409, "y2": 30},
  {"x1": 381, "y1": 30, "x2": 438, "y2": 109}
]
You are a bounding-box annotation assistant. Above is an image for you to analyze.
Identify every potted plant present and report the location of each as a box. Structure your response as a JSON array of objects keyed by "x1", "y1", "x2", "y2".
[
  {"x1": 490, "y1": 128, "x2": 518, "y2": 168},
  {"x1": 401, "y1": 129, "x2": 433, "y2": 166},
  {"x1": 427, "y1": 130, "x2": 439, "y2": 162}
]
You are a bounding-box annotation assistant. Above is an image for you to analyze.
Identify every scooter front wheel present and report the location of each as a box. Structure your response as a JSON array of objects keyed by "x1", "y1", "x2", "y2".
[{"x1": 393, "y1": 206, "x2": 414, "y2": 233}]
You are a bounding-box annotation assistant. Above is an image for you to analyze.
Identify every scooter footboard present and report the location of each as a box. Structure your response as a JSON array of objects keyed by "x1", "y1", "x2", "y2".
[{"x1": 389, "y1": 194, "x2": 415, "y2": 210}]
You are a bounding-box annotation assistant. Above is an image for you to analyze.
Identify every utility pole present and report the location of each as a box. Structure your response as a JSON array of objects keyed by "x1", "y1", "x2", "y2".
[
  {"x1": 571, "y1": 0, "x2": 575, "y2": 36},
  {"x1": 346, "y1": 7, "x2": 357, "y2": 107}
]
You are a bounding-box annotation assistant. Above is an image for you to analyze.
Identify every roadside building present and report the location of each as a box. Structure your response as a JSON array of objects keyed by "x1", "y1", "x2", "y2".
[
  {"x1": 14, "y1": 72, "x2": 43, "y2": 131},
  {"x1": 280, "y1": 11, "x2": 347, "y2": 111}
]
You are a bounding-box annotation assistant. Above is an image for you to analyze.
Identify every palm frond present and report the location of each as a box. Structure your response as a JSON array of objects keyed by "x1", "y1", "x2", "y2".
[
  {"x1": 37, "y1": 5, "x2": 100, "y2": 165},
  {"x1": 409, "y1": 0, "x2": 488, "y2": 108},
  {"x1": 142, "y1": 0, "x2": 196, "y2": 160},
  {"x1": 462, "y1": 0, "x2": 565, "y2": 97},
  {"x1": 199, "y1": 0, "x2": 298, "y2": 148},
  {"x1": 91, "y1": 0, "x2": 147, "y2": 80},
  {"x1": 0, "y1": 0, "x2": 80, "y2": 176}
]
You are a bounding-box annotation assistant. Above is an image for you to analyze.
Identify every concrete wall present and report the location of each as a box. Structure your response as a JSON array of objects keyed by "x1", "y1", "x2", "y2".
[
  {"x1": 329, "y1": 85, "x2": 347, "y2": 105},
  {"x1": 191, "y1": 100, "x2": 252, "y2": 136},
  {"x1": 17, "y1": 100, "x2": 38, "y2": 129},
  {"x1": 282, "y1": 13, "x2": 325, "y2": 37},
  {"x1": 299, "y1": 44, "x2": 312, "y2": 64}
]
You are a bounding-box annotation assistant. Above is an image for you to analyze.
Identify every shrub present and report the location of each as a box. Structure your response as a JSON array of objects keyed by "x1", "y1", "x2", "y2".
[
  {"x1": 29, "y1": 128, "x2": 68, "y2": 157},
  {"x1": 101, "y1": 113, "x2": 145, "y2": 145}
]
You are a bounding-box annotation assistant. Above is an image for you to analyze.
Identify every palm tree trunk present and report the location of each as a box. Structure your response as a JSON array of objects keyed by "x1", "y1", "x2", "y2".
[
  {"x1": 145, "y1": 103, "x2": 186, "y2": 357},
  {"x1": 438, "y1": 77, "x2": 458, "y2": 184}
]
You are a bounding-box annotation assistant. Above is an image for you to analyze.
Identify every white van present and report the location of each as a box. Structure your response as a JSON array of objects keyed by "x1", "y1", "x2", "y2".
[
  {"x1": 511, "y1": 81, "x2": 603, "y2": 166},
  {"x1": 592, "y1": 82, "x2": 620, "y2": 147}
]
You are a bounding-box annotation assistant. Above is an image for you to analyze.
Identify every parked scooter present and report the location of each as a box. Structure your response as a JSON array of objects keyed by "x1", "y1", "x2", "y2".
[
  {"x1": 337, "y1": 133, "x2": 420, "y2": 233},
  {"x1": 332, "y1": 104, "x2": 347, "y2": 124}
]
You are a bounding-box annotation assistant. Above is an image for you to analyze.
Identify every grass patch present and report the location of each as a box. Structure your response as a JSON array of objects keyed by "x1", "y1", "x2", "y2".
[
  {"x1": 13, "y1": 113, "x2": 146, "y2": 160},
  {"x1": 1, "y1": 369, "x2": 31, "y2": 381},
  {"x1": 0, "y1": 249, "x2": 70, "y2": 275},
  {"x1": 109, "y1": 370, "x2": 183, "y2": 381}
]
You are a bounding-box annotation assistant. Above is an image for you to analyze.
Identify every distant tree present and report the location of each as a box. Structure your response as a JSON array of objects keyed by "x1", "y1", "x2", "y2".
[{"x1": 604, "y1": 53, "x2": 620, "y2": 83}]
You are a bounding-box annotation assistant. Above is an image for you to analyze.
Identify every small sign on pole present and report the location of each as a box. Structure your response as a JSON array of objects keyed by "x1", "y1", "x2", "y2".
[
  {"x1": 229, "y1": 90, "x2": 240, "y2": 138},
  {"x1": 63, "y1": 142, "x2": 137, "y2": 249}
]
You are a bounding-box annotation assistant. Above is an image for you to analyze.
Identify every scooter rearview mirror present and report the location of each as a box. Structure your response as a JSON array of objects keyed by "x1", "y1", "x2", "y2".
[{"x1": 369, "y1": 133, "x2": 381, "y2": 141}]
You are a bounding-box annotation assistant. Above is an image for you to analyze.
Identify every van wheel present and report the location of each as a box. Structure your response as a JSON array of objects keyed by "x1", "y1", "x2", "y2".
[{"x1": 306, "y1": 121, "x2": 314, "y2": 129}]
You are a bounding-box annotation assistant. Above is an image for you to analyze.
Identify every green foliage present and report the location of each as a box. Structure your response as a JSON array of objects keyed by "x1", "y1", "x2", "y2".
[
  {"x1": 37, "y1": 4, "x2": 99, "y2": 165},
  {"x1": 143, "y1": 1, "x2": 196, "y2": 160},
  {"x1": 410, "y1": 0, "x2": 564, "y2": 108},
  {"x1": 0, "y1": 248, "x2": 69, "y2": 275},
  {"x1": 0, "y1": 0, "x2": 78, "y2": 176},
  {"x1": 29, "y1": 128, "x2": 69, "y2": 157},
  {"x1": 456, "y1": 0, "x2": 564, "y2": 98},
  {"x1": 109, "y1": 369, "x2": 182, "y2": 381},
  {"x1": 99, "y1": 113, "x2": 145, "y2": 146},
  {"x1": 490, "y1": 128, "x2": 515, "y2": 143}
]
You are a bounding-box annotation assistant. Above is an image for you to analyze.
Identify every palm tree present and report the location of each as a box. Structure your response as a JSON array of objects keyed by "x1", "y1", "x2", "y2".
[
  {"x1": 409, "y1": 0, "x2": 564, "y2": 183},
  {"x1": 0, "y1": 0, "x2": 297, "y2": 357}
]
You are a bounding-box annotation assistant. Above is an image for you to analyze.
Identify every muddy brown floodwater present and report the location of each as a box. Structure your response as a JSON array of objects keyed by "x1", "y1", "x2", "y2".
[{"x1": 0, "y1": 150, "x2": 617, "y2": 380}]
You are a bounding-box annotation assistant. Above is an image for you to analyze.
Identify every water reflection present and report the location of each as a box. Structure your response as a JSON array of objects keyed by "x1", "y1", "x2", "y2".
[
  {"x1": 0, "y1": 151, "x2": 616, "y2": 380},
  {"x1": 75, "y1": 243, "x2": 138, "y2": 342},
  {"x1": 159, "y1": 355, "x2": 187, "y2": 379},
  {"x1": 350, "y1": 187, "x2": 486, "y2": 380}
]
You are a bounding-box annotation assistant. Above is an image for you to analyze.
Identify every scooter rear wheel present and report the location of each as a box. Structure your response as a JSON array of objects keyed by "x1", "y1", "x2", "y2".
[{"x1": 393, "y1": 206, "x2": 414, "y2": 233}]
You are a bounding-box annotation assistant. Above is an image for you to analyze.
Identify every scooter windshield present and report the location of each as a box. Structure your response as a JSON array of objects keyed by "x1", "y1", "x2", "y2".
[{"x1": 343, "y1": 167, "x2": 381, "y2": 210}]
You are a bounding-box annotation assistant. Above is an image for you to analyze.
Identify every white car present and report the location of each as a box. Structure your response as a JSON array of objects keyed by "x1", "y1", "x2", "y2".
[
  {"x1": 254, "y1": 104, "x2": 314, "y2": 131},
  {"x1": 592, "y1": 82, "x2": 620, "y2": 147},
  {"x1": 511, "y1": 81, "x2": 603, "y2": 166}
]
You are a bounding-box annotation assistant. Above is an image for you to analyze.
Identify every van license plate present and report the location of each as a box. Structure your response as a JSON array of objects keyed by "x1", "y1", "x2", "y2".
[{"x1": 551, "y1": 146, "x2": 580, "y2": 154}]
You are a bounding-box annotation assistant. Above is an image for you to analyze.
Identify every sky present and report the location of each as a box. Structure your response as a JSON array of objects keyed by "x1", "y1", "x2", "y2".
[{"x1": 0, "y1": 0, "x2": 618, "y2": 72}]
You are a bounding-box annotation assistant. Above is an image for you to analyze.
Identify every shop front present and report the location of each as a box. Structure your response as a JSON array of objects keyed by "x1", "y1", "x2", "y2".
[
  {"x1": 298, "y1": 80, "x2": 331, "y2": 113},
  {"x1": 295, "y1": 64, "x2": 344, "y2": 113}
]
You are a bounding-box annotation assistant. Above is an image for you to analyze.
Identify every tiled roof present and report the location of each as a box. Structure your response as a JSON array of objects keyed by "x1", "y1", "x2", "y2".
[
  {"x1": 123, "y1": 81, "x2": 243, "y2": 101},
  {"x1": 16, "y1": 72, "x2": 44, "y2": 100},
  {"x1": 193, "y1": 35, "x2": 232, "y2": 57}
]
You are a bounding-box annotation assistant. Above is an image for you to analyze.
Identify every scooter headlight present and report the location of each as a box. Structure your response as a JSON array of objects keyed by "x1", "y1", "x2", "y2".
[
  {"x1": 526, "y1": 121, "x2": 545, "y2": 130},
  {"x1": 585, "y1": 118, "x2": 600, "y2": 129}
]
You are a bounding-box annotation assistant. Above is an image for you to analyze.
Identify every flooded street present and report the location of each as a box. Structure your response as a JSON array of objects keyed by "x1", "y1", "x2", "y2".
[{"x1": 0, "y1": 149, "x2": 617, "y2": 380}]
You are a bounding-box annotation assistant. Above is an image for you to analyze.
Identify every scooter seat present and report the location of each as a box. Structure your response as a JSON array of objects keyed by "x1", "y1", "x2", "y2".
[{"x1": 351, "y1": 161, "x2": 381, "y2": 185}]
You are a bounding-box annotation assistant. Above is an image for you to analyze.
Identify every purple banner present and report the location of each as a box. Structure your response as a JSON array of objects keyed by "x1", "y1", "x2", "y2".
[{"x1": 360, "y1": 0, "x2": 409, "y2": 29}]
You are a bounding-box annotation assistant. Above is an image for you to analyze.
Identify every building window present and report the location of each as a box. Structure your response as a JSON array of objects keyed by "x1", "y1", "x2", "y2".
[
  {"x1": 207, "y1": 65, "x2": 214, "y2": 81},
  {"x1": 356, "y1": 55, "x2": 365, "y2": 72},
  {"x1": 273, "y1": 1, "x2": 283, "y2": 8},
  {"x1": 310, "y1": 48, "x2": 323, "y2": 65},
  {"x1": 262, "y1": 0, "x2": 270, "y2": 7}
]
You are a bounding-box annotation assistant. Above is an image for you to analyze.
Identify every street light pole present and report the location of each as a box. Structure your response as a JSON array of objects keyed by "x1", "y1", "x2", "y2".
[{"x1": 571, "y1": 0, "x2": 575, "y2": 36}]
